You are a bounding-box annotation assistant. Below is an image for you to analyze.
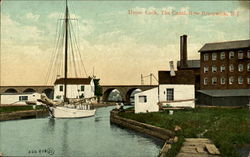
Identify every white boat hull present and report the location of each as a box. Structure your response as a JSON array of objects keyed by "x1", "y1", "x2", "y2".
[{"x1": 49, "y1": 107, "x2": 96, "y2": 118}]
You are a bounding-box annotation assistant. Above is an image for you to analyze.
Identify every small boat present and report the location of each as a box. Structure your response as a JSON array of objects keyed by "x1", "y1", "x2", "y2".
[{"x1": 39, "y1": 0, "x2": 96, "y2": 118}]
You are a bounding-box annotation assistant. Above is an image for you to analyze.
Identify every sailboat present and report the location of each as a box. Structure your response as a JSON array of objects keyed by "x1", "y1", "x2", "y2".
[{"x1": 39, "y1": 0, "x2": 96, "y2": 118}]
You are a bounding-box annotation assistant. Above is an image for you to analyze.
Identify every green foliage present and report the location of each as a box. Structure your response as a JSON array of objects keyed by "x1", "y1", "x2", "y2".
[
  {"x1": 93, "y1": 78, "x2": 102, "y2": 97},
  {"x1": 119, "y1": 108, "x2": 250, "y2": 157}
]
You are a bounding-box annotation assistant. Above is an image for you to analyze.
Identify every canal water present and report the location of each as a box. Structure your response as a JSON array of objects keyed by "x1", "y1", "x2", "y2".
[{"x1": 0, "y1": 106, "x2": 164, "y2": 157}]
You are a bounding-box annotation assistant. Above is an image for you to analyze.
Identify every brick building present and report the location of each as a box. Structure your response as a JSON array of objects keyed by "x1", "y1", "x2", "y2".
[
  {"x1": 197, "y1": 39, "x2": 250, "y2": 106},
  {"x1": 199, "y1": 40, "x2": 250, "y2": 90}
]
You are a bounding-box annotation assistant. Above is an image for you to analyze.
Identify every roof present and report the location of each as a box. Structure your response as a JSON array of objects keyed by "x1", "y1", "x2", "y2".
[
  {"x1": 177, "y1": 60, "x2": 200, "y2": 69},
  {"x1": 198, "y1": 39, "x2": 250, "y2": 52},
  {"x1": 54, "y1": 78, "x2": 92, "y2": 85},
  {"x1": 158, "y1": 70, "x2": 195, "y2": 84},
  {"x1": 197, "y1": 89, "x2": 250, "y2": 97}
]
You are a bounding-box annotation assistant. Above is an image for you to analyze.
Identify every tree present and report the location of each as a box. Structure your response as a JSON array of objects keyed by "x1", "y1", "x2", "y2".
[{"x1": 93, "y1": 78, "x2": 102, "y2": 102}]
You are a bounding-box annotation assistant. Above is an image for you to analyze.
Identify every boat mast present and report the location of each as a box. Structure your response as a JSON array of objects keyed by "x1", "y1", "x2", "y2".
[{"x1": 64, "y1": 0, "x2": 69, "y2": 102}]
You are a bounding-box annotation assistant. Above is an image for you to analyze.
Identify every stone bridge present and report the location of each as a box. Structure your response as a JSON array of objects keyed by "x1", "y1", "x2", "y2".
[
  {"x1": 0, "y1": 86, "x2": 54, "y2": 98},
  {"x1": 101, "y1": 85, "x2": 158, "y2": 104}
]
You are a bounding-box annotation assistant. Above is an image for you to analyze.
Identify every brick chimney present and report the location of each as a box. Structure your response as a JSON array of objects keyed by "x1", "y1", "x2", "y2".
[{"x1": 180, "y1": 35, "x2": 188, "y2": 68}]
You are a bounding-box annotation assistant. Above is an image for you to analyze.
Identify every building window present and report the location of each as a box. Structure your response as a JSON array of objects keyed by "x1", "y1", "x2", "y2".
[
  {"x1": 220, "y1": 65, "x2": 225, "y2": 72},
  {"x1": 238, "y1": 64, "x2": 244, "y2": 72},
  {"x1": 229, "y1": 76, "x2": 234, "y2": 84},
  {"x1": 238, "y1": 51, "x2": 244, "y2": 59},
  {"x1": 139, "y1": 96, "x2": 147, "y2": 103},
  {"x1": 204, "y1": 77, "x2": 208, "y2": 85},
  {"x1": 212, "y1": 53, "x2": 217, "y2": 60},
  {"x1": 212, "y1": 77, "x2": 217, "y2": 85},
  {"x1": 229, "y1": 64, "x2": 234, "y2": 72},
  {"x1": 247, "y1": 63, "x2": 250, "y2": 71},
  {"x1": 238, "y1": 76, "x2": 243, "y2": 84},
  {"x1": 204, "y1": 54, "x2": 209, "y2": 61},
  {"x1": 248, "y1": 77, "x2": 250, "y2": 84},
  {"x1": 59, "y1": 85, "x2": 63, "y2": 91},
  {"x1": 166, "y1": 88, "x2": 174, "y2": 101},
  {"x1": 212, "y1": 65, "x2": 217, "y2": 73},
  {"x1": 220, "y1": 52, "x2": 225, "y2": 60},
  {"x1": 220, "y1": 77, "x2": 226, "y2": 85},
  {"x1": 80, "y1": 85, "x2": 85, "y2": 91},
  {"x1": 19, "y1": 96, "x2": 28, "y2": 101},
  {"x1": 229, "y1": 51, "x2": 234, "y2": 59},
  {"x1": 247, "y1": 50, "x2": 250, "y2": 58},
  {"x1": 204, "y1": 66, "x2": 209, "y2": 73}
]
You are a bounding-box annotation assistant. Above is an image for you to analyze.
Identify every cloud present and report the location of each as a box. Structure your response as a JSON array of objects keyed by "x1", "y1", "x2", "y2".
[{"x1": 25, "y1": 12, "x2": 40, "y2": 21}]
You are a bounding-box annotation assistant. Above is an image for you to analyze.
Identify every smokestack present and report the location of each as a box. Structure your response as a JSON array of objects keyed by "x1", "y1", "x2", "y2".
[{"x1": 180, "y1": 35, "x2": 187, "y2": 68}]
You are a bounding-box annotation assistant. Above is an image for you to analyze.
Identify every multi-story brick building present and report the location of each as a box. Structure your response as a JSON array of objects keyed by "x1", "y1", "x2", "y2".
[
  {"x1": 199, "y1": 40, "x2": 250, "y2": 90},
  {"x1": 197, "y1": 39, "x2": 250, "y2": 106}
]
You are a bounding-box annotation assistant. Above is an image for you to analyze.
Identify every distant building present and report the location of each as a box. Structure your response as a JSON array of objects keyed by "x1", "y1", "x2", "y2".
[
  {"x1": 1, "y1": 92, "x2": 41, "y2": 105},
  {"x1": 54, "y1": 78, "x2": 95, "y2": 101},
  {"x1": 197, "y1": 39, "x2": 250, "y2": 106}
]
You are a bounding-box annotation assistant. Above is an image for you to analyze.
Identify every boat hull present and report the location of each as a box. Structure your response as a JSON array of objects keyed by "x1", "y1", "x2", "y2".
[{"x1": 50, "y1": 107, "x2": 96, "y2": 118}]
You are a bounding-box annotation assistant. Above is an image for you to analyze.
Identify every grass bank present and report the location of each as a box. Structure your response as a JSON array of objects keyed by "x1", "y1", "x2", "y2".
[
  {"x1": 0, "y1": 105, "x2": 46, "y2": 113},
  {"x1": 118, "y1": 107, "x2": 250, "y2": 157}
]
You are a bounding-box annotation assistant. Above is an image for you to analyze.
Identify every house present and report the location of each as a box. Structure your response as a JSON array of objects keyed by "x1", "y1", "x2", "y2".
[
  {"x1": 0, "y1": 92, "x2": 42, "y2": 105},
  {"x1": 53, "y1": 77, "x2": 95, "y2": 101},
  {"x1": 134, "y1": 35, "x2": 196, "y2": 113},
  {"x1": 134, "y1": 87, "x2": 158, "y2": 113}
]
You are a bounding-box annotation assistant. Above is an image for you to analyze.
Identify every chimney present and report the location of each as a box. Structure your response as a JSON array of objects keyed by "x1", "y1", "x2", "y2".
[{"x1": 180, "y1": 35, "x2": 187, "y2": 68}]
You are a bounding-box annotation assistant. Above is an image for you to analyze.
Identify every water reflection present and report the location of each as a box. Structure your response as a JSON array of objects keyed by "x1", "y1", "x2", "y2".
[{"x1": 0, "y1": 106, "x2": 164, "y2": 157}]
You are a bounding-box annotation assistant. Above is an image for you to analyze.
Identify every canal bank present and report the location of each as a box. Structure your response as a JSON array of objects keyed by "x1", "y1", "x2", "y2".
[{"x1": 0, "y1": 109, "x2": 48, "y2": 121}]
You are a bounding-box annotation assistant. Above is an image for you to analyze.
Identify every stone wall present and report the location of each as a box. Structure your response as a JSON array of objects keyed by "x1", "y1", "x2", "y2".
[
  {"x1": 0, "y1": 109, "x2": 48, "y2": 121},
  {"x1": 110, "y1": 110, "x2": 174, "y2": 140}
]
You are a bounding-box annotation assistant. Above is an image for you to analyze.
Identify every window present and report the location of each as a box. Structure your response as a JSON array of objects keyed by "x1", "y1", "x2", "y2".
[
  {"x1": 248, "y1": 63, "x2": 250, "y2": 71},
  {"x1": 238, "y1": 51, "x2": 244, "y2": 59},
  {"x1": 204, "y1": 54, "x2": 209, "y2": 61},
  {"x1": 229, "y1": 51, "x2": 234, "y2": 59},
  {"x1": 220, "y1": 65, "x2": 225, "y2": 72},
  {"x1": 238, "y1": 76, "x2": 243, "y2": 84},
  {"x1": 166, "y1": 88, "x2": 174, "y2": 101},
  {"x1": 212, "y1": 53, "x2": 217, "y2": 60},
  {"x1": 247, "y1": 50, "x2": 250, "y2": 58},
  {"x1": 204, "y1": 77, "x2": 208, "y2": 85},
  {"x1": 212, "y1": 65, "x2": 217, "y2": 73},
  {"x1": 59, "y1": 85, "x2": 63, "y2": 91},
  {"x1": 212, "y1": 77, "x2": 217, "y2": 85},
  {"x1": 248, "y1": 77, "x2": 250, "y2": 84},
  {"x1": 220, "y1": 52, "x2": 225, "y2": 60},
  {"x1": 229, "y1": 76, "x2": 234, "y2": 84},
  {"x1": 139, "y1": 96, "x2": 147, "y2": 103},
  {"x1": 221, "y1": 77, "x2": 226, "y2": 85},
  {"x1": 204, "y1": 66, "x2": 209, "y2": 73},
  {"x1": 19, "y1": 96, "x2": 28, "y2": 101},
  {"x1": 80, "y1": 85, "x2": 85, "y2": 91},
  {"x1": 229, "y1": 64, "x2": 234, "y2": 72},
  {"x1": 238, "y1": 64, "x2": 244, "y2": 72}
]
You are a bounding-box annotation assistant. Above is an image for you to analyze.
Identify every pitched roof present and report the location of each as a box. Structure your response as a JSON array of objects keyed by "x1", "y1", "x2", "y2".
[
  {"x1": 177, "y1": 60, "x2": 200, "y2": 69},
  {"x1": 54, "y1": 78, "x2": 92, "y2": 85},
  {"x1": 199, "y1": 39, "x2": 250, "y2": 52},
  {"x1": 197, "y1": 89, "x2": 250, "y2": 97}
]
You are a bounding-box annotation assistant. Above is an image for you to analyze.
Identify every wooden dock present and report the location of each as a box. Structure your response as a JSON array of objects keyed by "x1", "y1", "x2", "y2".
[{"x1": 176, "y1": 138, "x2": 220, "y2": 157}]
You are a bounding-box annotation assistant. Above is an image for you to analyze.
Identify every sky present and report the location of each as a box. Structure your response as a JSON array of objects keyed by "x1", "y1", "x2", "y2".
[{"x1": 0, "y1": 0, "x2": 249, "y2": 86}]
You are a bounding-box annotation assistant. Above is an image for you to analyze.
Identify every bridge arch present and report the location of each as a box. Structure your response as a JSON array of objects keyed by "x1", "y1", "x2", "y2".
[
  {"x1": 103, "y1": 88, "x2": 123, "y2": 102},
  {"x1": 42, "y1": 88, "x2": 54, "y2": 99},
  {"x1": 23, "y1": 88, "x2": 36, "y2": 93},
  {"x1": 4, "y1": 88, "x2": 18, "y2": 94},
  {"x1": 125, "y1": 88, "x2": 142, "y2": 105}
]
